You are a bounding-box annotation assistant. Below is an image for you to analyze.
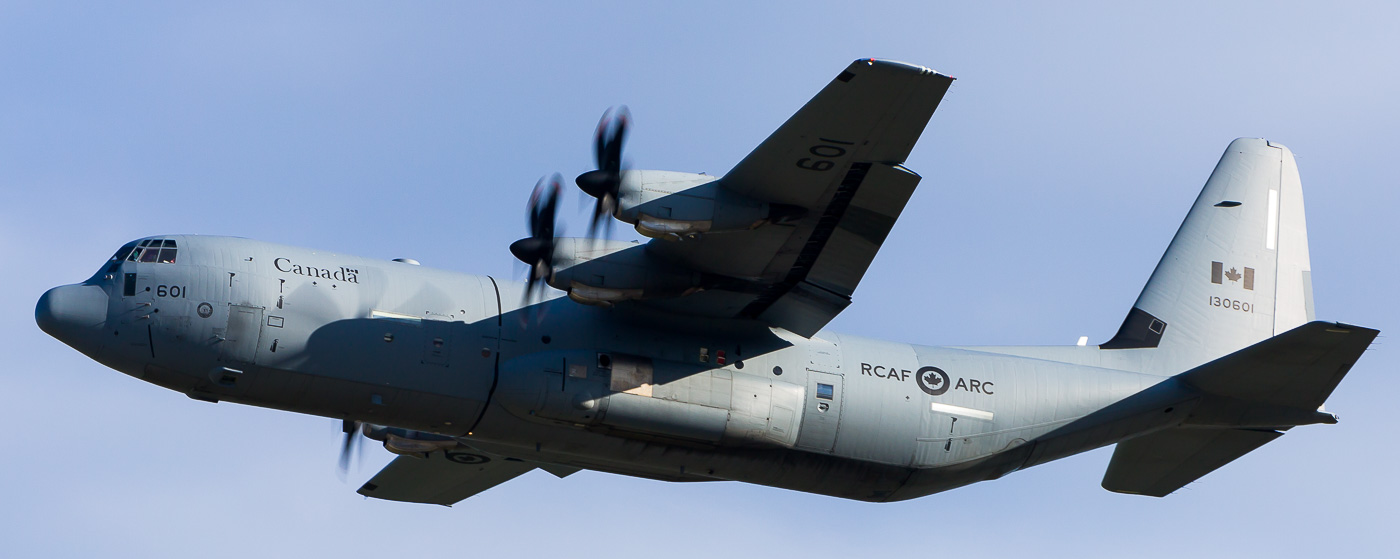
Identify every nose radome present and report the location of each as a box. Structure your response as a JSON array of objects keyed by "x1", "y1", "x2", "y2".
[{"x1": 36, "y1": 284, "x2": 109, "y2": 343}]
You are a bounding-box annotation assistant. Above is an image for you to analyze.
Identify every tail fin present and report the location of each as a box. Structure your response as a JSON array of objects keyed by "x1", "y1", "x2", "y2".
[{"x1": 1102, "y1": 138, "x2": 1315, "y2": 374}]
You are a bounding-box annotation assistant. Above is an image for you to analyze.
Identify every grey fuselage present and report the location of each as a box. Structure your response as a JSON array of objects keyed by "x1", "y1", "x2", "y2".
[{"x1": 41, "y1": 235, "x2": 1169, "y2": 502}]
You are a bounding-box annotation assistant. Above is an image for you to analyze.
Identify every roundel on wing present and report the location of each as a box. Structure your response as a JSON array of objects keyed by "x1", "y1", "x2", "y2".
[
  {"x1": 916, "y1": 366, "x2": 950, "y2": 396},
  {"x1": 445, "y1": 452, "x2": 490, "y2": 465}
]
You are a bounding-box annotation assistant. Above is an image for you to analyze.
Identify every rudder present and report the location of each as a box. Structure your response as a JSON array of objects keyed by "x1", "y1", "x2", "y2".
[{"x1": 1102, "y1": 138, "x2": 1314, "y2": 375}]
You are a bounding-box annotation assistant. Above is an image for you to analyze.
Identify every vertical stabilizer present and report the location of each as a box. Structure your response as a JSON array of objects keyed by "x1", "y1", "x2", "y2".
[{"x1": 1103, "y1": 138, "x2": 1313, "y2": 374}]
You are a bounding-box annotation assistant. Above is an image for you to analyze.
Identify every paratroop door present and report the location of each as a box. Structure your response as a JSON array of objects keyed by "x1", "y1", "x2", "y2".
[
  {"x1": 220, "y1": 305, "x2": 263, "y2": 365},
  {"x1": 795, "y1": 371, "x2": 843, "y2": 452}
]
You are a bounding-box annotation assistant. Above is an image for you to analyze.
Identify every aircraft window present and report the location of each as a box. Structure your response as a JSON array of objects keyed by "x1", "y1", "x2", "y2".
[
  {"x1": 127, "y1": 240, "x2": 177, "y2": 263},
  {"x1": 816, "y1": 383, "x2": 835, "y2": 400},
  {"x1": 110, "y1": 243, "x2": 137, "y2": 262}
]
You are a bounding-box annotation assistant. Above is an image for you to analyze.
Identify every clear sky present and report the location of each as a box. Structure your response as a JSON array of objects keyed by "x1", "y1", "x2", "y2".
[{"x1": 4, "y1": 2, "x2": 1397, "y2": 557}]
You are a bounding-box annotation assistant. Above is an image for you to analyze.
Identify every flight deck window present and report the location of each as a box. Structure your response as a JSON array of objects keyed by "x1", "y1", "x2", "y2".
[
  {"x1": 110, "y1": 243, "x2": 137, "y2": 263},
  {"x1": 126, "y1": 239, "x2": 178, "y2": 264},
  {"x1": 85, "y1": 242, "x2": 139, "y2": 281}
]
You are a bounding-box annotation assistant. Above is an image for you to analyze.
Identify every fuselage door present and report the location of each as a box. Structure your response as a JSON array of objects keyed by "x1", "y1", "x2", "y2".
[
  {"x1": 220, "y1": 304, "x2": 264, "y2": 365},
  {"x1": 795, "y1": 371, "x2": 843, "y2": 452}
]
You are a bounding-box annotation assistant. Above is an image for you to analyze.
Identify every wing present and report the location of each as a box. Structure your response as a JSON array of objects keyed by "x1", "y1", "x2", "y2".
[
  {"x1": 357, "y1": 448, "x2": 576, "y2": 506},
  {"x1": 724, "y1": 58, "x2": 952, "y2": 207},
  {"x1": 640, "y1": 59, "x2": 954, "y2": 336}
]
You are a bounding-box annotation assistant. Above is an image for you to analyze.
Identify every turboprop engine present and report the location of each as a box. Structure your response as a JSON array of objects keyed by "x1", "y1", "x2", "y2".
[
  {"x1": 338, "y1": 422, "x2": 460, "y2": 471},
  {"x1": 510, "y1": 177, "x2": 704, "y2": 306},
  {"x1": 606, "y1": 170, "x2": 804, "y2": 240},
  {"x1": 574, "y1": 106, "x2": 803, "y2": 241},
  {"x1": 545, "y1": 238, "x2": 702, "y2": 306}
]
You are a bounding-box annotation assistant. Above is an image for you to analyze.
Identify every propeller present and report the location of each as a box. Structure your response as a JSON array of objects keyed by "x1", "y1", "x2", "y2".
[
  {"x1": 576, "y1": 105, "x2": 630, "y2": 238},
  {"x1": 510, "y1": 174, "x2": 563, "y2": 306},
  {"x1": 337, "y1": 419, "x2": 363, "y2": 479}
]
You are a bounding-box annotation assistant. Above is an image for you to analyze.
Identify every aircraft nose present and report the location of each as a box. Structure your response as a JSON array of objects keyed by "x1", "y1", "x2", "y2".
[{"x1": 36, "y1": 284, "x2": 109, "y2": 343}]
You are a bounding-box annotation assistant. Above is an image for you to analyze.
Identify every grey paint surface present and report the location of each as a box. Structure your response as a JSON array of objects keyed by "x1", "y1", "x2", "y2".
[
  {"x1": 36, "y1": 109, "x2": 1377, "y2": 504},
  {"x1": 11, "y1": 5, "x2": 1400, "y2": 558}
]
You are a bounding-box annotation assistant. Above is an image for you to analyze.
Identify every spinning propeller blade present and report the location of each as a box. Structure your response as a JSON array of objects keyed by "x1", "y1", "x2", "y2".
[
  {"x1": 337, "y1": 419, "x2": 362, "y2": 478},
  {"x1": 576, "y1": 106, "x2": 630, "y2": 238},
  {"x1": 509, "y1": 174, "x2": 563, "y2": 307}
]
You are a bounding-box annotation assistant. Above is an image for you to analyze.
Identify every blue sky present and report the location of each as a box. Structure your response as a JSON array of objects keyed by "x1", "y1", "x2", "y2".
[{"x1": 3, "y1": 2, "x2": 1397, "y2": 557}]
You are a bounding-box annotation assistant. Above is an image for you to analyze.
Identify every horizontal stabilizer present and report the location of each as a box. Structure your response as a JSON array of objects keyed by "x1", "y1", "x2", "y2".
[
  {"x1": 358, "y1": 448, "x2": 574, "y2": 506},
  {"x1": 1180, "y1": 321, "x2": 1377, "y2": 412},
  {"x1": 1102, "y1": 427, "x2": 1282, "y2": 497},
  {"x1": 1102, "y1": 320, "x2": 1376, "y2": 497}
]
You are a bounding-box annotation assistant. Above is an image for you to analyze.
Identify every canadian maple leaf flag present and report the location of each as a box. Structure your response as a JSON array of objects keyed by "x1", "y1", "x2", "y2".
[{"x1": 1211, "y1": 261, "x2": 1255, "y2": 290}]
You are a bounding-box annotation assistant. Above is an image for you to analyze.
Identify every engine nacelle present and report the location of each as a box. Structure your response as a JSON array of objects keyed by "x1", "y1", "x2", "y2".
[
  {"x1": 613, "y1": 171, "x2": 802, "y2": 240},
  {"x1": 361, "y1": 424, "x2": 460, "y2": 457},
  {"x1": 544, "y1": 238, "x2": 701, "y2": 306}
]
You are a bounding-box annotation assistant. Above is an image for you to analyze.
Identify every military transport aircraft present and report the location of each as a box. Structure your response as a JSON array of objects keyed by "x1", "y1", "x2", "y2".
[{"x1": 37, "y1": 59, "x2": 1376, "y2": 504}]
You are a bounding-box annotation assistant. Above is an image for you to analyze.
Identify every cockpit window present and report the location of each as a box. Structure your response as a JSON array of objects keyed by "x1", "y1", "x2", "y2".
[
  {"x1": 100, "y1": 242, "x2": 139, "y2": 275},
  {"x1": 110, "y1": 243, "x2": 137, "y2": 263},
  {"x1": 126, "y1": 239, "x2": 178, "y2": 264}
]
